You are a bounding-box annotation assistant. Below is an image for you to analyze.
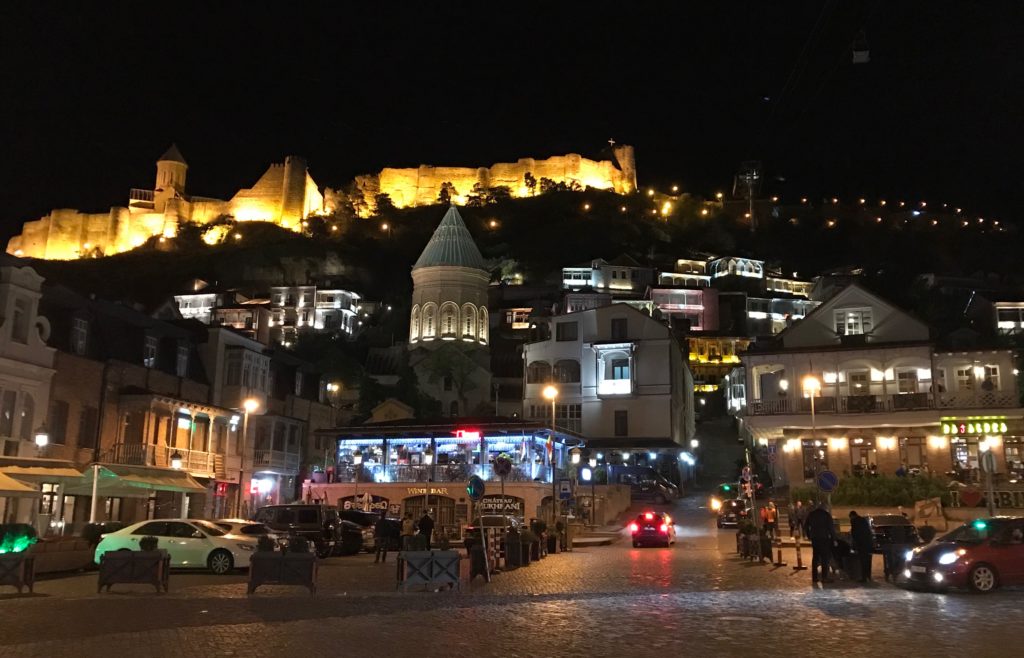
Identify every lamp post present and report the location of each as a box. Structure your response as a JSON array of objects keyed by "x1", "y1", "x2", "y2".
[
  {"x1": 423, "y1": 445, "x2": 434, "y2": 514},
  {"x1": 170, "y1": 450, "x2": 183, "y2": 470},
  {"x1": 352, "y1": 448, "x2": 363, "y2": 510},
  {"x1": 588, "y1": 456, "x2": 598, "y2": 529},
  {"x1": 542, "y1": 385, "x2": 558, "y2": 527},
  {"x1": 803, "y1": 375, "x2": 822, "y2": 505},
  {"x1": 237, "y1": 398, "x2": 260, "y2": 518},
  {"x1": 33, "y1": 426, "x2": 49, "y2": 450}
]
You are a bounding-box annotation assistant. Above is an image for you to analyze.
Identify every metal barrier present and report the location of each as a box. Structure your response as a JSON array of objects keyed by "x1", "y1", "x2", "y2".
[{"x1": 397, "y1": 550, "x2": 461, "y2": 592}]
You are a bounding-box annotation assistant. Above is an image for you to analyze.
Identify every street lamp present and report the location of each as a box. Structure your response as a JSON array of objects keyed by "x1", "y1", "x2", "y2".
[
  {"x1": 690, "y1": 439, "x2": 699, "y2": 449},
  {"x1": 237, "y1": 397, "x2": 260, "y2": 518},
  {"x1": 352, "y1": 448, "x2": 363, "y2": 510},
  {"x1": 803, "y1": 375, "x2": 821, "y2": 504},
  {"x1": 423, "y1": 445, "x2": 434, "y2": 514},
  {"x1": 570, "y1": 447, "x2": 581, "y2": 465},
  {"x1": 542, "y1": 385, "x2": 558, "y2": 526},
  {"x1": 170, "y1": 450, "x2": 184, "y2": 470},
  {"x1": 33, "y1": 426, "x2": 49, "y2": 449}
]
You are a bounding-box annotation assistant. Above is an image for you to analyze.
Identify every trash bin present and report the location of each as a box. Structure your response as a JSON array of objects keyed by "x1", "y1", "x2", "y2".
[
  {"x1": 469, "y1": 543, "x2": 489, "y2": 582},
  {"x1": 546, "y1": 532, "x2": 559, "y2": 554},
  {"x1": 504, "y1": 530, "x2": 522, "y2": 569}
]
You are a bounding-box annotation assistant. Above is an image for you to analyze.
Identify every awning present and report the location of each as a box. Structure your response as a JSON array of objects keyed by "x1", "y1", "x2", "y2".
[
  {"x1": 63, "y1": 464, "x2": 208, "y2": 498},
  {"x1": 0, "y1": 472, "x2": 41, "y2": 498},
  {"x1": 0, "y1": 458, "x2": 86, "y2": 484}
]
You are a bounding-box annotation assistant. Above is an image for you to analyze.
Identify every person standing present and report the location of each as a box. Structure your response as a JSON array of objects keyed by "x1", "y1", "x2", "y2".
[
  {"x1": 849, "y1": 511, "x2": 874, "y2": 583},
  {"x1": 400, "y1": 512, "x2": 415, "y2": 550},
  {"x1": 804, "y1": 503, "x2": 836, "y2": 583},
  {"x1": 763, "y1": 502, "x2": 779, "y2": 540},
  {"x1": 418, "y1": 509, "x2": 435, "y2": 548},
  {"x1": 374, "y1": 512, "x2": 390, "y2": 563}
]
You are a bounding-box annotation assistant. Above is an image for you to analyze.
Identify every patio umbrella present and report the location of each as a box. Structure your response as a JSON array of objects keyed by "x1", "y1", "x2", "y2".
[{"x1": 0, "y1": 472, "x2": 41, "y2": 498}]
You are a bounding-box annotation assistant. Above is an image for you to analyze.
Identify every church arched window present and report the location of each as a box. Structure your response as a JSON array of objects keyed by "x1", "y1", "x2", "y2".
[
  {"x1": 462, "y1": 303, "x2": 477, "y2": 338},
  {"x1": 478, "y1": 307, "x2": 488, "y2": 344},
  {"x1": 422, "y1": 303, "x2": 437, "y2": 339},
  {"x1": 410, "y1": 305, "x2": 420, "y2": 341},
  {"x1": 440, "y1": 303, "x2": 459, "y2": 337}
]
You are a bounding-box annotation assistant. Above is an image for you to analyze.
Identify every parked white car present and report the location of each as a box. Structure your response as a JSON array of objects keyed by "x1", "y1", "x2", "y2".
[
  {"x1": 213, "y1": 519, "x2": 283, "y2": 546},
  {"x1": 94, "y1": 519, "x2": 257, "y2": 574}
]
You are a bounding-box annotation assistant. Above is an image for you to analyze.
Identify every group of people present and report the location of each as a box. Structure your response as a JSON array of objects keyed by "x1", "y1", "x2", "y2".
[
  {"x1": 373, "y1": 509, "x2": 434, "y2": 563},
  {"x1": 797, "y1": 503, "x2": 909, "y2": 584}
]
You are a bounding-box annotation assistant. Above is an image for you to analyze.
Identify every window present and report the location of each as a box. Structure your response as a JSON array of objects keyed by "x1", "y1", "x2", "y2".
[
  {"x1": 526, "y1": 361, "x2": 551, "y2": 384},
  {"x1": 479, "y1": 307, "x2": 488, "y2": 343},
  {"x1": 462, "y1": 304, "x2": 477, "y2": 338},
  {"x1": 47, "y1": 400, "x2": 69, "y2": 445},
  {"x1": 984, "y1": 365, "x2": 1000, "y2": 391},
  {"x1": 295, "y1": 371, "x2": 303, "y2": 396},
  {"x1": 555, "y1": 321, "x2": 578, "y2": 342},
  {"x1": 449, "y1": 401, "x2": 459, "y2": 417},
  {"x1": 18, "y1": 393, "x2": 34, "y2": 441},
  {"x1": 296, "y1": 508, "x2": 319, "y2": 524},
  {"x1": 422, "y1": 304, "x2": 437, "y2": 338},
  {"x1": 71, "y1": 318, "x2": 89, "y2": 355},
  {"x1": 834, "y1": 308, "x2": 873, "y2": 335},
  {"x1": 288, "y1": 425, "x2": 298, "y2": 448},
  {"x1": 11, "y1": 299, "x2": 29, "y2": 343},
  {"x1": 143, "y1": 335, "x2": 159, "y2": 368},
  {"x1": 610, "y1": 318, "x2": 628, "y2": 340},
  {"x1": 410, "y1": 305, "x2": 420, "y2": 340},
  {"x1": 176, "y1": 345, "x2": 189, "y2": 377},
  {"x1": 896, "y1": 370, "x2": 918, "y2": 394},
  {"x1": 440, "y1": 304, "x2": 458, "y2": 336},
  {"x1": 614, "y1": 410, "x2": 628, "y2": 437},
  {"x1": 1, "y1": 390, "x2": 16, "y2": 436},
  {"x1": 956, "y1": 367, "x2": 974, "y2": 391},
  {"x1": 39, "y1": 483, "x2": 59, "y2": 515},
  {"x1": 611, "y1": 271, "x2": 618, "y2": 279},
  {"x1": 443, "y1": 375, "x2": 453, "y2": 391},
  {"x1": 133, "y1": 521, "x2": 169, "y2": 536},
  {"x1": 611, "y1": 359, "x2": 630, "y2": 380},
  {"x1": 553, "y1": 360, "x2": 581, "y2": 383},
  {"x1": 847, "y1": 370, "x2": 869, "y2": 393}
]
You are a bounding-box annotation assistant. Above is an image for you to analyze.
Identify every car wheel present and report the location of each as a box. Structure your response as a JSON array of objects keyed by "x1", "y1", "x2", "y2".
[
  {"x1": 968, "y1": 564, "x2": 999, "y2": 593},
  {"x1": 208, "y1": 549, "x2": 234, "y2": 575}
]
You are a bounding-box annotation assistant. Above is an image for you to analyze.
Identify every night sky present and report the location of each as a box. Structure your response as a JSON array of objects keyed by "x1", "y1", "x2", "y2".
[{"x1": 1, "y1": 2, "x2": 1021, "y2": 240}]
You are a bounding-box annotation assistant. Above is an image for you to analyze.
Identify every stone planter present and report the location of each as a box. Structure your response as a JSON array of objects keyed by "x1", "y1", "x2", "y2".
[
  {"x1": 0, "y1": 553, "x2": 35, "y2": 594},
  {"x1": 247, "y1": 552, "x2": 317, "y2": 597},
  {"x1": 98, "y1": 550, "x2": 170, "y2": 593}
]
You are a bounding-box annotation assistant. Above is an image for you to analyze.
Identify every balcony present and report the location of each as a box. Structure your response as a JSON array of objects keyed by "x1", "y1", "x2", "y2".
[
  {"x1": 332, "y1": 463, "x2": 551, "y2": 484},
  {"x1": 747, "y1": 390, "x2": 1018, "y2": 416},
  {"x1": 107, "y1": 443, "x2": 222, "y2": 478},
  {"x1": 251, "y1": 449, "x2": 300, "y2": 474}
]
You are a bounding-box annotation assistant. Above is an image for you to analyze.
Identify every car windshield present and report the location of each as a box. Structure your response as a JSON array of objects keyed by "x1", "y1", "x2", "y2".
[
  {"x1": 192, "y1": 520, "x2": 226, "y2": 536},
  {"x1": 940, "y1": 520, "x2": 1002, "y2": 544}
]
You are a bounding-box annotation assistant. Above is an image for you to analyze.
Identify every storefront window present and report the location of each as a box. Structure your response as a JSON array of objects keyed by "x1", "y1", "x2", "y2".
[
  {"x1": 1005, "y1": 439, "x2": 1023, "y2": 478},
  {"x1": 900, "y1": 437, "x2": 927, "y2": 470},
  {"x1": 850, "y1": 438, "x2": 877, "y2": 476},
  {"x1": 801, "y1": 439, "x2": 828, "y2": 481}
]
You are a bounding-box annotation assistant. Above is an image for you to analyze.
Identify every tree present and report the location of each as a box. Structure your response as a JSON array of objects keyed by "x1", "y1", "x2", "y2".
[
  {"x1": 419, "y1": 343, "x2": 481, "y2": 414},
  {"x1": 466, "y1": 182, "x2": 487, "y2": 207},
  {"x1": 485, "y1": 186, "x2": 512, "y2": 203},
  {"x1": 437, "y1": 181, "x2": 457, "y2": 206},
  {"x1": 523, "y1": 172, "x2": 536, "y2": 196},
  {"x1": 373, "y1": 193, "x2": 396, "y2": 215}
]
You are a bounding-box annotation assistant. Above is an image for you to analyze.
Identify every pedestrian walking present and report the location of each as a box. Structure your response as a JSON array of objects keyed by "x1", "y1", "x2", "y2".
[
  {"x1": 787, "y1": 501, "x2": 801, "y2": 538},
  {"x1": 804, "y1": 503, "x2": 836, "y2": 583},
  {"x1": 401, "y1": 512, "x2": 415, "y2": 550},
  {"x1": 418, "y1": 509, "x2": 435, "y2": 548},
  {"x1": 849, "y1": 510, "x2": 874, "y2": 582},
  {"x1": 374, "y1": 512, "x2": 391, "y2": 563}
]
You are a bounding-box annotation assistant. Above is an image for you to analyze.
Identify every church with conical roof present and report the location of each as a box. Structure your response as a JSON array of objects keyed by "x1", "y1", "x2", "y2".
[{"x1": 408, "y1": 206, "x2": 493, "y2": 416}]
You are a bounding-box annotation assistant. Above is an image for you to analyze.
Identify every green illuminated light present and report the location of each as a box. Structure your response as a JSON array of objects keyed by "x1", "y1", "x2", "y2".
[{"x1": 973, "y1": 519, "x2": 988, "y2": 531}]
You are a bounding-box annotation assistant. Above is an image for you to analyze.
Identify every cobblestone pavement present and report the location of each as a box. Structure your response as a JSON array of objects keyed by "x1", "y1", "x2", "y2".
[{"x1": 2, "y1": 500, "x2": 1023, "y2": 657}]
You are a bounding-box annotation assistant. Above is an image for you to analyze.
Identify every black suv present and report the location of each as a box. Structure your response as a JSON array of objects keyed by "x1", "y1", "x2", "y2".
[
  {"x1": 868, "y1": 514, "x2": 923, "y2": 552},
  {"x1": 254, "y1": 504, "x2": 364, "y2": 557}
]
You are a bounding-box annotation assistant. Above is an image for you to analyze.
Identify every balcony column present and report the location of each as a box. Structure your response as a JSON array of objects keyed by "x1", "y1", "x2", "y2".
[{"x1": 187, "y1": 412, "x2": 196, "y2": 455}]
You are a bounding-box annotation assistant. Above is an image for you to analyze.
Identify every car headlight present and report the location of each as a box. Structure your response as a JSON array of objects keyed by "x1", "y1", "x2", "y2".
[
  {"x1": 237, "y1": 543, "x2": 257, "y2": 551},
  {"x1": 937, "y1": 550, "x2": 965, "y2": 565},
  {"x1": 905, "y1": 549, "x2": 916, "y2": 562},
  {"x1": 710, "y1": 498, "x2": 722, "y2": 511}
]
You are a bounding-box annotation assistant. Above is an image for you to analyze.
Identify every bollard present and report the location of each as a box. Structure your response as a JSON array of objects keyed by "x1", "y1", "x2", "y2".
[
  {"x1": 792, "y1": 534, "x2": 807, "y2": 571},
  {"x1": 773, "y1": 539, "x2": 787, "y2": 567}
]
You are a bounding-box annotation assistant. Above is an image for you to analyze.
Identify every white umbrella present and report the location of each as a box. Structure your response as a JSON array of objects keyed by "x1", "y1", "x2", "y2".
[{"x1": 0, "y1": 472, "x2": 41, "y2": 498}]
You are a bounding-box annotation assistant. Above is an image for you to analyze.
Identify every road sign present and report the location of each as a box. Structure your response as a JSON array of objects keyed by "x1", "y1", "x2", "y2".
[
  {"x1": 558, "y1": 479, "x2": 572, "y2": 500},
  {"x1": 981, "y1": 451, "x2": 997, "y2": 474},
  {"x1": 767, "y1": 444, "x2": 778, "y2": 463},
  {"x1": 466, "y1": 475, "x2": 485, "y2": 502},
  {"x1": 816, "y1": 470, "x2": 839, "y2": 493}
]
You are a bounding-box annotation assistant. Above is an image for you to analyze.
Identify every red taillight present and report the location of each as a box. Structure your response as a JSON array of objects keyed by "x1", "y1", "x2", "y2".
[
  {"x1": 644, "y1": 512, "x2": 654, "y2": 520},
  {"x1": 659, "y1": 523, "x2": 669, "y2": 533},
  {"x1": 629, "y1": 522, "x2": 639, "y2": 533}
]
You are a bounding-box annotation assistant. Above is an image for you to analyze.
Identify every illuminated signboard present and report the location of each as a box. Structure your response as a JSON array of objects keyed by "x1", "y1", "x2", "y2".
[
  {"x1": 941, "y1": 420, "x2": 1008, "y2": 436},
  {"x1": 455, "y1": 429, "x2": 481, "y2": 441}
]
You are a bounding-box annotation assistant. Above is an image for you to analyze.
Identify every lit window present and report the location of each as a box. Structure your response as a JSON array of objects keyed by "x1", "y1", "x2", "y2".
[
  {"x1": 834, "y1": 308, "x2": 873, "y2": 336},
  {"x1": 176, "y1": 345, "x2": 189, "y2": 377},
  {"x1": 143, "y1": 336, "x2": 159, "y2": 368},
  {"x1": 71, "y1": 318, "x2": 89, "y2": 355}
]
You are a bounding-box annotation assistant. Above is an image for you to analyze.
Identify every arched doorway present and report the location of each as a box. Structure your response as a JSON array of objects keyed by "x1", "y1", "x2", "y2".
[{"x1": 403, "y1": 494, "x2": 457, "y2": 538}]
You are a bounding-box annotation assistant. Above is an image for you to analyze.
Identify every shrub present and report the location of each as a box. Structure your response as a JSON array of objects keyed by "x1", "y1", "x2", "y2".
[
  {"x1": 791, "y1": 475, "x2": 950, "y2": 507},
  {"x1": 257, "y1": 535, "x2": 277, "y2": 552}
]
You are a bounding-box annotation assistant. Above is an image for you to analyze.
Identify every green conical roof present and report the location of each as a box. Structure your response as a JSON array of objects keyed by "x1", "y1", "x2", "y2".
[
  {"x1": 413, "y1": 206, "x2": 487, "y2": 271},
  {"x1": 158, "y1": 143, "x2": 187, "y2": 164}
]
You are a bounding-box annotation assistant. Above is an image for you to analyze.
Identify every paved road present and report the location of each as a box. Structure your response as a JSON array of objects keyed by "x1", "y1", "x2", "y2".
[{"x1": 3, "y1": 494, "x2": 1023, "y2": 657}]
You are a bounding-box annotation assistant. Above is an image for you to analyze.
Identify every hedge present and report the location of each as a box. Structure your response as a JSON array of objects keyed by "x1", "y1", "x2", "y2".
[{"x1": 789, "y1": 475, "x2": 951, "y2": 507}]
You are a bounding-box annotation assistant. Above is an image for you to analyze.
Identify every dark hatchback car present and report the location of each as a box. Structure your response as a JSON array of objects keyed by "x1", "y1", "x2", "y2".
[
  {"x1": 254, "y1": 504, "x2": 364, "y2": 557},
  {"x1": 629, "y1": 511, "x2": 676, "y2": 548},
  {"x1": 717, "y1": 499, "x2": 750, "y2": 529},
  {"x1": 904, "y1": 517, "x2": 1024, "y2": 593},
  {"x1": 868, "y1": 514, "x2": 922, "y2": 552}
]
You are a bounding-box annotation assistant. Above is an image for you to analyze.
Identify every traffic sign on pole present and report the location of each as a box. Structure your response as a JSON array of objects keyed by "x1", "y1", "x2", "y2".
[
  {"x1": 816, "y1": 470, "x2": 839, "y2": 493},
  {"x1": 981, "y1": 451, "x2": 997, "y2": 475},
  {"x1": 741, "y1": 465, "x2": 751, "y2": 479},
  {"x1": 767, "y1": 444, "x2": 777, "y2": 464},
  {"x1": 558, "y1": 479, "x2": 572, "y2": 500}
]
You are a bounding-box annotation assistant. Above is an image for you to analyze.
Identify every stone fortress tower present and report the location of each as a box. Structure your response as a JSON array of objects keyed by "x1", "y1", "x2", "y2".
[
  {"x1": 153, "y1": 144, "x2": 188, "y2": 213},
  {"x1": 408, "y1": 206, "x2": 492, "y2": 416}
]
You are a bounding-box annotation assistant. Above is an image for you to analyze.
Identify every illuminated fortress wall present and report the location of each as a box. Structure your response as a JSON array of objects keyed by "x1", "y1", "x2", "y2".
[
  {"x1": 354, "y1": 145, "x2": 637, "y2": 215},
  {"x1": 6, "y1": 151, "x2": 325, "y2": 260}
]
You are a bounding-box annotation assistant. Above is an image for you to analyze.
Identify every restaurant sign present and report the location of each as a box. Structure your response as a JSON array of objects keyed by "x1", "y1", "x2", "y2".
[
  {"x1": 478, "y1": 495, "x2": 524, "y2": 515},
  {"x1": 950, "y1": 487, "x2": 1024, "y2": 508},
  {"x1": 339, "y1": 493, "x2": 399, "y2": 515},
  {"x1": 405, "y1": 487, "x2": 450, "y2": 496}
]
